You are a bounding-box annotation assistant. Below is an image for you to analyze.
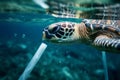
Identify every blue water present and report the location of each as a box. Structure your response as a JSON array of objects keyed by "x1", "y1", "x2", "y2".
[{"x1": 0, "y1": 13, "x2": 120, "y2": 80}]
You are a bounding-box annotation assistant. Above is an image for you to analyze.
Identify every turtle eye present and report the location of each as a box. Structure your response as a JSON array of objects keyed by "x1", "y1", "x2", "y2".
[{"x1": 49, "y1": 25, "x2": 60, "y2": 33}]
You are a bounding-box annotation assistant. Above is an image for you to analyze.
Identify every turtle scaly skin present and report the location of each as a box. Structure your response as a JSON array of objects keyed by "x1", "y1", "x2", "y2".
[{"x1": 42, "y1": 19, "x2": 120, "y2": 52}]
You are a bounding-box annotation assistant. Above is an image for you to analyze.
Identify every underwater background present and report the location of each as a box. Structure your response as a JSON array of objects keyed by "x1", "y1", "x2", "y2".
[{"x1": 0, "y1": 0, "x2": 120, "y2": 80}]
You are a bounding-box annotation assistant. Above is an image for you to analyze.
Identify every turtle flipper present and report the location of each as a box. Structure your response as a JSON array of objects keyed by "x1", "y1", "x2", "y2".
[{"x1": 93, "y1": 35, "x2": 120, "y2": 51}]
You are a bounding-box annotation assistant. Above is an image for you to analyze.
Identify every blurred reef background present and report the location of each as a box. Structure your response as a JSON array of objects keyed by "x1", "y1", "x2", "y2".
[{"x1": 0, "y1": 0, "x2": 120, "y2": 80}]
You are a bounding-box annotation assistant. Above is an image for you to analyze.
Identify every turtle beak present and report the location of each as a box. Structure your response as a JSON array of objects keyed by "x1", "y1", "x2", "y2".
[
  {"x1": 42, "y1": 28, "x2": 48, "y2": 40},
  {"x1": 42, "y1": 29, "x2": 54, "y2": 41},
  {"x1": 42, "y1": 31, "x2": 46, "y2": 40}
]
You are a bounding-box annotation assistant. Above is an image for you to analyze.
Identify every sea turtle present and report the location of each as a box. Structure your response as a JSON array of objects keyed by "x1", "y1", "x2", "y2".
[
  {"x1": 42, "y1": 19, "x2": 120, "y2": 52},
  {"x1": 41, "y1": 2, "x2": 120, "y2": 53}
]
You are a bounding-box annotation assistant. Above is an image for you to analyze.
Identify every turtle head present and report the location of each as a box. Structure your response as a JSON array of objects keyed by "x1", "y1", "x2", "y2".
[{"x1": 42, "y1": 22, "x2": 79, "y2": 43}]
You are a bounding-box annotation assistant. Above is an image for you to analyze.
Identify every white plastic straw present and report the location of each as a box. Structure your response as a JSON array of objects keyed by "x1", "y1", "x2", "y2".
[
  {"x1": 19, "y1": 43, "x2": 47, "y2": 80},
  {"x1": 102, "y1": 51, "x2": 109, "y2": 80}
]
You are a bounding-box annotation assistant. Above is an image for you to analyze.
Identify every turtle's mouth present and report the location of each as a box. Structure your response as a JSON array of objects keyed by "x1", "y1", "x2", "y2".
[
  {"x1": 42, "y1": 30, "x2": 59, "y2": 42},
  {"x1": 42, "y1": 31, "x2": 64, "y2": 43},
  {"x1": 42, "y1": 30, "x2": 54, "y2": 40}
]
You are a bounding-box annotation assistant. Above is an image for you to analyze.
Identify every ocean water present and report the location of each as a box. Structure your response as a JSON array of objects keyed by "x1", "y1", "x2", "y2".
[{"x1": 0, "y1": 10, "x2": 120, "y2": 80}]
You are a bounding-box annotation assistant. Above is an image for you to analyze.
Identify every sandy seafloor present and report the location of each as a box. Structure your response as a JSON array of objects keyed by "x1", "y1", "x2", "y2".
[{"x1": 0, "y1": 13, "x2": 120, "y2": 80}]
